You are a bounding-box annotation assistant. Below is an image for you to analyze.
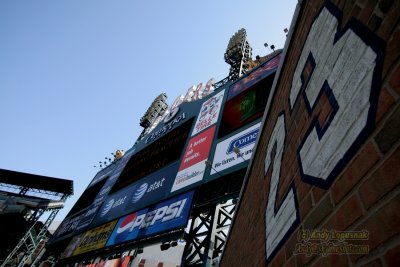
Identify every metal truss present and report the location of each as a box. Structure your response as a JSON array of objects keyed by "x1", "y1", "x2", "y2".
[
  {"x1": 181, "y1": 199, "x2": 237, "y2": 267},
  {"x1": 1, "y1": 194, "x2": 68, "y2": 267}
]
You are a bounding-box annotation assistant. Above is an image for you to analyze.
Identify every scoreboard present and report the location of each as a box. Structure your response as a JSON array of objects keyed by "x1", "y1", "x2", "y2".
[{"x1": 50, "y1": 51, "x2": 282, "y2": 258}]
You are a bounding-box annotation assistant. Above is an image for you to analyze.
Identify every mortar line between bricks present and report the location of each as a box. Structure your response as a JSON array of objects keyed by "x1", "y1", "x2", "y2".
[
  {"x1": 353, "y1": 234, "x2": 400, "y2": 267},
  {"x1": 347, "y1": 135, "x2": 400, "y2": 208},
  {"x1": 384, "y1": 61, "x2": 400, "y2": 99},
  {"x1": 374, "y1": 101, "x2": 400, "y2": 135},
  {"x1": 350, "y1": 187, "x2": 400, "y2": 231}
]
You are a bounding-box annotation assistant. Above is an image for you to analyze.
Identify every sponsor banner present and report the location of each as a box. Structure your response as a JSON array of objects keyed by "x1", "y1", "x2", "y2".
[
  {"x1": 171, "y1": 126, "x2": 215, "y2": 192},
  {"x1": 228, "y1": 54, "x2": 281, "y2": 100},
  {"x1": 179, "y1": 126, "x2": 215, "y2": 171},
  {"x1": 91, "y1": 163, "x2": 179, "y2": 227},
  {"x1": 125, "y1": 162, "x2": 178, "y2": 212},
  {"x1": 72, "y1": 220, "x2": 117, "y2": 256},
  {"x1": 211, "y1": 122, "x2": 261, "y2": 174},
  {"x1": 171, "y1": 160, "x2": 207, "y2": 192},
  {"x1": 106, "y1": 191, "x2": 193, "y2": 247},
  {"x1": 81, "y1": 148, "x2": 139, "y2": 229},
  {"x1": 75, "y1": 203, "x2": 102, "y2": 231},
  {"x1": 60, "y1": 234, "x2": 84, "y2": 259},
  {"x1": 52, "y1": 211, "x2": 85, "y2": 239},
  {"x1": 91, "y1": 186, "x2": 134, "y2": 227},
  {"x1": 191, "y1": 90, "x2": 224, "y2": 136},
  {"x1": 145, "y1": 111, "x2": 187, "y2": 144}
]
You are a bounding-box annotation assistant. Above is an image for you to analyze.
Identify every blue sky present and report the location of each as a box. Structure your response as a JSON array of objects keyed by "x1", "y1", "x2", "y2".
[{"x1": 0, "y1": 0, "x2": 297, "y2": 222}]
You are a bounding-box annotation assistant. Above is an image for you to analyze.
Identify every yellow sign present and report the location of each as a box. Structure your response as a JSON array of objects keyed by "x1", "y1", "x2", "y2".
[{"x1": 72, "y1": 220, "x2": 117, "y2": 256}]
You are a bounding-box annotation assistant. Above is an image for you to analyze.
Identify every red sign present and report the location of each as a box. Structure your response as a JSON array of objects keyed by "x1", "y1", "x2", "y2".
[{"x1": 179, "y1": 126, "x2": 215, "y2": 171}]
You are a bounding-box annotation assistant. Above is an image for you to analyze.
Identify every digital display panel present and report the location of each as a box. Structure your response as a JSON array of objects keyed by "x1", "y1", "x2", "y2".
[
  {"x1": 218, "y1": 73, "x2": 274, "y2": 138},
  {"x1": 228, "y1": 53, "x2": 281, "y2": 100},
  {"x1": 111, "y1": 118, "x2": 194, "y2": 192}
]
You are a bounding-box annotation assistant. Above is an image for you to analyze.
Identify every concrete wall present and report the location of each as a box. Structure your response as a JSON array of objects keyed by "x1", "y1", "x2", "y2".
[{"x1": 220, "y1": 0, "x2": 400, "y2": 266}]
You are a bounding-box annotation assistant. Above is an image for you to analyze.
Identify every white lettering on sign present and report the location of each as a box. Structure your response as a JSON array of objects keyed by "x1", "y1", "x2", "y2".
[
  {"x1": 290, "y1": 6, "x2": 379, "y2": 185},
  {"x1": 264, "y1": 114, "x2": 299, "y2": 261}
]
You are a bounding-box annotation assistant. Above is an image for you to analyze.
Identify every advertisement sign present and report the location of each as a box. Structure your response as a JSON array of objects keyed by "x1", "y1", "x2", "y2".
[
  {"x1": 125, "y1": 162, "x2": 178, "y2": 212},
  {"x1": 91, "y1": 163, "x2": 179, "y2": 226},
  {"x1": 72, "y1": 220, "x2": 117, "y2": 256},
  {"x1": 211, "y1": 122, "x2": 261, "y2": 174},
  {"x1": 106, "y1": 191, "x2": 193, "y2": 247},
  {"x1": 77, "y1": 149, "x2": 138, "y2": 230},
  {"x1": 52, "y1": 211, "x2": 85, "y2": 239},
  {"x1": 191, "y1": 90, "x2": 224, "y2": 136},
  {"x1": 171, "y1": 126, "x2": 215, "y2": 192},
  {"x1": 60, "y1": 234, "x2": 83, "y2": 259},
  {"x1": 91, "y1": 186, "x2": 135, "y2": 227},
  {"x1": 75, "y1": 202, "x2": 103, "y2": 231},
  {"x1": 228, "y1": 54, "x2": 281, "y2": 100}
]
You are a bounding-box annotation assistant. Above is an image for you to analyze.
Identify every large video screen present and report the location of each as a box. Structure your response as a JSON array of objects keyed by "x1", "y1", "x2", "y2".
[
  {"x1": 218, "y1": 74, "x2": 274, "y2": 138},
  {"x1": 111, "y1": 118, "x2": 194, "y2": 193}
]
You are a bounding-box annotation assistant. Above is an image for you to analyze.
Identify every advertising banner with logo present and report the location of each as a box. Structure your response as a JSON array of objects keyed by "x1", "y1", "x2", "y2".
[
  {"x1": 91, "y1": 185, "x2": 136, "y2": 227},
  {"x1": 52, "y1": 211, "x2": 85, "y2": 239},
  {"x1": 228, "y1": 54, "x2": 281, "y2": 100},
  {"x1": 125, "y1": 162, "x2": 178, "y2": 212},
  {"x1": 60, "y1": 234, "x2": 84, "y2": 259},
  {"x1": 91, "y1": 163, "x2": 179, "y2": 227},
  {"x1": 211, "y1": 122, "x2": 261, "y2": 175},
  {"x1": 191, "y1": 89, "x2": 225, "y2": 136},
  {"x1": 171, "y1": 126, "x2": 215, "y2": 192},
  {"x1": 77, "y1": 149, "x2": 138, "y2": 230},
  {"x1": 106, "y1": 191, "x2": 194, "y2": 247},
  {"x1": 72, "y1": 220, "x2": 117, "y2": 256}
]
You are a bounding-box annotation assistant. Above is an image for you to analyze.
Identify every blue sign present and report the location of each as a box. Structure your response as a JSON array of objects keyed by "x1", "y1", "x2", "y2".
[
  {"x1": 90, "y1": 163, "x2": 179, "y2": 227},
  {"x1": 106, "y1": 191, "x2": 193, "y2": 246},
  {"x1": 91, "y1": 185, "x2": 134, "y2": 227},
  {"x1": 125, "y1": 162, "x2": 178, "y2": 212}
]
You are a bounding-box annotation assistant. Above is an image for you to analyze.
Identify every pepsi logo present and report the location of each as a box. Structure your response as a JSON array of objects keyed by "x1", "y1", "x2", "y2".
[
  {"x1": 131, "y1": 183, "x2": 148, "y2": 203},
  {"x1": 115, "y1": 213, "x2": 137, "y2": 244}
]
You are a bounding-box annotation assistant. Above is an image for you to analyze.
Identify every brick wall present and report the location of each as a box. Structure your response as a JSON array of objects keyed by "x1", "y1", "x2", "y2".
[{"x1": 220, "y1": 0, "x2": 400, "y2": 266}]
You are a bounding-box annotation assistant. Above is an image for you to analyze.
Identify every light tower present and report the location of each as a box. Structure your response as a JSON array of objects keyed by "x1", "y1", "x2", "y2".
[{"x1": 224, "y1": 28, "x2": 253, "y2": 81}]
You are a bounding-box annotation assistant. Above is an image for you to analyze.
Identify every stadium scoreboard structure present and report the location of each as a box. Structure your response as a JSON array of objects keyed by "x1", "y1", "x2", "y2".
[{"x1": 48, "y1": 50, "x2": 282, "y2": 265}]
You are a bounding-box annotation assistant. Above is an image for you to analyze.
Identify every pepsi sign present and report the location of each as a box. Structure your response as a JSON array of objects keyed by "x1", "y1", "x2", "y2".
[{"x1": 106, "y1": 191, "x2": 193, "y2": 246}]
